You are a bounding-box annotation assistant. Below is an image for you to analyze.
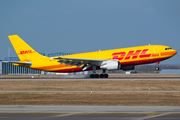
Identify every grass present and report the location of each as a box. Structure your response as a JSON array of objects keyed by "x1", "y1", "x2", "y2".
[
  {"x1": 0, "y1": 92, "x2": 180, "y2": 105},
  {"x1": 0, "y1": 78, "x2": 180, "y2": 105},
  {"x1": 0, "y1": 80, "x2": 180, "y2": 91}
]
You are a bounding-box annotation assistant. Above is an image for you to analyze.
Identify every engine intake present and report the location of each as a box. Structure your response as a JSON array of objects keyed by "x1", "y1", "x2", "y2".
[{"x1": 100, "y1": 60, "x2": 120, "y2": 70}]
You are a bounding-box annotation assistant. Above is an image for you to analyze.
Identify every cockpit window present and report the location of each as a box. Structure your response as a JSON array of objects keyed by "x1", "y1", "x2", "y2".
[{"x1": 165, "y1": 48, "x2": 172, "y2": 50}]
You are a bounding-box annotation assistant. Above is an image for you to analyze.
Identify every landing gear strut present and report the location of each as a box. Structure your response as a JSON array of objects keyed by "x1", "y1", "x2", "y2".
[
  {"x1": 90, "y1": 67, "x2": 108, "y2": 78},
  {"x1": 90, "y1": 66, "x2": 99, "y2": 78},
  {"x1": 155, "y1": 62, "x2": 160, "y2": 71}
]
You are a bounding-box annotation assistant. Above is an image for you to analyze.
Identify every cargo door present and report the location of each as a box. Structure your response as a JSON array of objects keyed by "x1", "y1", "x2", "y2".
[{"x1": 152, "y1": 47, "x2": 159, "y2": 57}]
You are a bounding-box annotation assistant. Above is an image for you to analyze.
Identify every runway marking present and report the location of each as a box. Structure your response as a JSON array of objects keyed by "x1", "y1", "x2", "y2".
[
  {"x1": 53, "y1": 113, "x2": 80, "y2": 118},
  {"x1": 0, "y1": 111, "x2": 180, "y2": 114},
  {"x1": 146, "y1": 112, "x2": 163, "y2": 116},
  {"x1": 139, "y1": 113, "x2": 168, "y2": 120},
  {"x1": 0, "y1": 111, "x2": 151, "y2": 114}
]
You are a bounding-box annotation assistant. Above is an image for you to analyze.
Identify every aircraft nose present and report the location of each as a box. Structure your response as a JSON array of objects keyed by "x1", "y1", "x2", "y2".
[
  {"x1": 172, "y1": 50, "x2": 177, "y2": 56},
  {"x1": 171, "y1": 49, "x2": 177, "y2": 56}
]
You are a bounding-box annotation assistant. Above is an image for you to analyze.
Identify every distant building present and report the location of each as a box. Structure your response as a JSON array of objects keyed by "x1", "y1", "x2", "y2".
[
  {"x1": 0, "y1": 61, "x2": 41, "y2": 75},
  {"x1": 47, "y1": 52, "x2": 73, "y2": 57},
  {"x1": 0, "y1": 52, "x2": 75, "y2": 75},
  {"x1": 3, "y1": 57, "x2": 20, "y2": 61}
]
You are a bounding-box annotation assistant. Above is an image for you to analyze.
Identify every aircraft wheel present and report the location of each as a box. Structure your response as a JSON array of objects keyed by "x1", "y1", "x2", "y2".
[
  {"x1": 100, "y1": 74, "x2": 104, "y2": 78},
  {"x1": 104, "y1": 74, "x2": 108, "y2": 78},
  {"x1": 95, "y1": 74, "x2": 99, "y2": 78},
  {"x1": 90, "y1": 74, "x2": 94, "y2": 78},
  {"x1": 155, "y1": 67, "x2": 159, "y2": 71}
]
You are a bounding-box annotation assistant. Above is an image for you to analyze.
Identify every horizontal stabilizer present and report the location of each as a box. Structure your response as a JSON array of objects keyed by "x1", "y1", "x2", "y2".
[
  {"x1": 5, "y1": 61, "x2": 32, "y2": 67},
  {"x1": 15, "y1": 61, "x2": 32, "y2": 67}
]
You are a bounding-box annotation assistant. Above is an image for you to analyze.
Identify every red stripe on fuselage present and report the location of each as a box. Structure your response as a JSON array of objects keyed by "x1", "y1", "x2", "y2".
[
  {"x1": 44, "y1": 57, "x2": 171, "y2": 73},
  {"x1": 36, "y1": 64, "x2": 70, "y2": 70},
  {"x1": 50, "y1": 66, "x2": 100, "y2": 73},
  {"x1": 120, "y1": 57, "x2": 171, "y2": 66}
]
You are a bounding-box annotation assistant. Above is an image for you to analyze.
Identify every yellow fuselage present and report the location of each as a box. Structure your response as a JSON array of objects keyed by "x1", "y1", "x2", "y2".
[
  {"x1": 29, "y1": 45, "x2": 177, "y2": 72},
  {"x1": 8, "y1": 35, "x2": 177, "y2": 73}
]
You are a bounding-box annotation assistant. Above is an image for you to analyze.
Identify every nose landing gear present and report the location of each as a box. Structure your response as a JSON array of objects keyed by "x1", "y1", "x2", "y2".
[
  {"x1": 155, "y1": 62, "x2": 160, "y2": 71},
  {"x1": 155, "y1": 67, "x2": 160, "y2": 71}
]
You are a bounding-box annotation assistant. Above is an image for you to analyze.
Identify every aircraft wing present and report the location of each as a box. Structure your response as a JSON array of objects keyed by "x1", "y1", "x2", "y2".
[{"x1": 53, "y1": 57, "x2": 106, "y2": 70}]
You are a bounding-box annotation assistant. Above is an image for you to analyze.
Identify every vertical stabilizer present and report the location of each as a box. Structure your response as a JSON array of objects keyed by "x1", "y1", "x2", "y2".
[{"x1": 8, "y1": 35, "x2": 44, "y2": 61}]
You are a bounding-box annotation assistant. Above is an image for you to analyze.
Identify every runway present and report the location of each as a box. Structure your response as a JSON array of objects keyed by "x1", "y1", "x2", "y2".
[
  {"x1": 0, "y1": 90, "x2": 180, "y2": 93},
  {"x1": 1, "y1": 78, "x2": 180, "y2": 81},
  {"x1": 1, "y1": 112, "x2": 180, "y2": 120},
  {"x1": 0, "y1": 106, "x2": 180, "y2": 120},
  {"x1": 0, "y1": 76, "x2": 180, "y2": 119},
  {"x1": 1, "y1": 105, "x2": 180, "y2": 112},
  {"x1": 1, "y1": 74, "x2": 180, "y2": 82}
]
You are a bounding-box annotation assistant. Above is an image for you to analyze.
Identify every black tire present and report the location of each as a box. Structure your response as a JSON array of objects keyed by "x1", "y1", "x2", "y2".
[
  {"x1": 90, "y1": 74, "x2": 94, "y2": 78},
  {"x1": 104, "y1": 74, "x2": 108, "y2": 78},
  {"x1": 95, "y1": 74, "x2": 99, "y2": 78},
  {"x1": 100, "y1": 74, "x2": 104, "y2": 78},
  {"x1": 155, "y1": 67, "x2": 159, "y2": 71}
]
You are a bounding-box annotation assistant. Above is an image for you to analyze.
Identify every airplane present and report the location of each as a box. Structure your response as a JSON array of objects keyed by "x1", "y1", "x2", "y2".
[{"x1": 8, "y1": 35, "x2": 177, "y2": 78}]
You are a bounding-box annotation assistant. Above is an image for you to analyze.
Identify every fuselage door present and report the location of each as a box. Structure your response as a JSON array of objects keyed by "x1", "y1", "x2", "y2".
[{"x1": 152, "y1": 47, "x2": 159, "y2": 57}]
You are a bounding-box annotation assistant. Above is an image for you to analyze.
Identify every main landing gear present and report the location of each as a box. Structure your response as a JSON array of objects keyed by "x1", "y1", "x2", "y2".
[
  {"x1": 155, "y1": 62, "x2": 160, "y2": 71},
  {"x1": 99, "y1": 69, "x2": 108, "y2": 78},
  {"x1": 90, "y1": 66, "x2": 108, "y2": 78}
]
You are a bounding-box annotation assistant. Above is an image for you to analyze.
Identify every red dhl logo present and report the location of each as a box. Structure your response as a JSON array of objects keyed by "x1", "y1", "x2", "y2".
[
  {"x1": 112, "y1": 49, "x2": 154, "y2": 60},
  {"x1": 18, "y1": 50, "x2": 34, "y2": 55}
]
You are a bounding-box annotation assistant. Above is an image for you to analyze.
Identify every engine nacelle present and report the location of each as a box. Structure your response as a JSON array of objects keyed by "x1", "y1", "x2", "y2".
[{"x1": 100, "y1": 60, "x2": 120, "y2": 70}]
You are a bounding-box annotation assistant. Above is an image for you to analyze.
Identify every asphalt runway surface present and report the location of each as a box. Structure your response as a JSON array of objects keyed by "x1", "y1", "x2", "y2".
[{"x1": 0, "y1": 106, "x2": 180, "y2": 120}]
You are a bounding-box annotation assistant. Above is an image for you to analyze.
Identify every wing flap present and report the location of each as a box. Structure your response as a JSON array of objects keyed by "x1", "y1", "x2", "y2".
[{"x1": 53, "y1": 57, "x2": 105, "y2": 70}]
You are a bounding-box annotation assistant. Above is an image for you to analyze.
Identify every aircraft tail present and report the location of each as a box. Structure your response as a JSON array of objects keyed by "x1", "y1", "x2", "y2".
[{"x1": 8, "y1": 35, "x2": 44, "y2": 61}]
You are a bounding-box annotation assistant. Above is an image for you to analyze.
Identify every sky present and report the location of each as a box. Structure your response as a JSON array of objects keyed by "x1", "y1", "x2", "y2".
[{"x1": 0, "y1": 0, "x2": 180, "y2": 64}]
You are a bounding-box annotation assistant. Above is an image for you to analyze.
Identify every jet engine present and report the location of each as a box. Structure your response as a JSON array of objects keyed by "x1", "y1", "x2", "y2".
[{"x1": 100, "y1": 60, "x2": 120, "y2": 70}]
